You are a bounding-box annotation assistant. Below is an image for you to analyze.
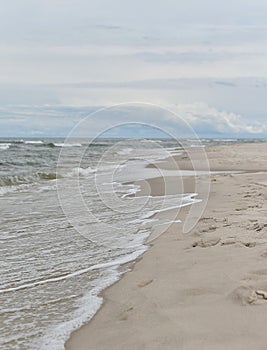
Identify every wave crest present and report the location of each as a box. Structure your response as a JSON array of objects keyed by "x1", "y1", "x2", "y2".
[
  {"x1": 0, "y1": 143, "x2": 11, "y2": 151},
  {"x1": 48, "y1": 143, "x2": 82, "y2": 148},
  {"x1": 0, "y1": 172, "x2": 59, "y2": 187}
]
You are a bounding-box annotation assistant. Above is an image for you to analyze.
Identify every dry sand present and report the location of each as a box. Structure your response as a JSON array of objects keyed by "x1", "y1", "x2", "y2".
[{"x1": 66, "y1": 142, "x2": 267, "y2": 350}]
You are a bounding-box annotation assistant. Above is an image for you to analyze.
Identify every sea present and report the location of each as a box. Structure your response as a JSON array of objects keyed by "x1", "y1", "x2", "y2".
[{"x1": 0, "y1": 137, "x2": 266, "y2": 350}]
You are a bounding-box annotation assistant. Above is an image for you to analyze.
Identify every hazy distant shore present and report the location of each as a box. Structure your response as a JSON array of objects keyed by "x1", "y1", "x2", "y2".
[{"x1": 66, "y1": 142, "x2": 267, "y2": 350}]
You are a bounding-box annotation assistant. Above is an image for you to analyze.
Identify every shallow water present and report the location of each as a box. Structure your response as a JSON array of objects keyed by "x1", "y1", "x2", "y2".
[{"x1": 0, "y1": 137, "x2": 265, "y2": 349}]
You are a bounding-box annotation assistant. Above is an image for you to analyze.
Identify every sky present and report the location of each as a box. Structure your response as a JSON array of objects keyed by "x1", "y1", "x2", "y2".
[{"x1": 0, "y1": 0, "x2": 267, "y2": 137}]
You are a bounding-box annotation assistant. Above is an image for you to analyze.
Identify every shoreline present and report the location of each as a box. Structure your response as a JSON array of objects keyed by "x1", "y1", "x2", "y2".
[{"x1": 65, "y1": 142, "x2": 267, "y2": 350}]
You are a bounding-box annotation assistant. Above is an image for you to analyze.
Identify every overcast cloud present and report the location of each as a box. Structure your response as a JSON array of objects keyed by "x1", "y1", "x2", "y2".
[{"x1": 0, "y1": 0, "x2": 266, "y2": 137}]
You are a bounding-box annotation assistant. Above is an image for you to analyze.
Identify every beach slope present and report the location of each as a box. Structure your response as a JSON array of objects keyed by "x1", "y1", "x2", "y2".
[{"x1": 66, "y1": 143, "x2": 267, "y2": 350}]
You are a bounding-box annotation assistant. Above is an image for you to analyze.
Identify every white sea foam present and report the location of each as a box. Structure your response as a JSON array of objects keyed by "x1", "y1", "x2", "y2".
[
  {"x1": 190, "y1": 144, "x2": 206, "y2": 148},
  {"x1": 117, "y1": 147, "x2": 133, "y2": 155},
  {"x1": 37, "y1": 271, "x2": 115, "y2": 350},
  {"x1": 70, "y1": 167, "x2": 96, "y2": 176},
  {"x1": 140, "y1": 196, "x2": 199, "y2": 220},
  {"x1": 36, "y1": 248, "x2": 147, "y2": 350},
  {"x1": 24, "y1": 140, "x2": 44, "y2": 144},
  {"x1": 121, "y1": 187, "x2": 141, "y2": 198},
  {"x1": 213, "y1": 138, "x2": 238, "y2": 142},
  {"x1": 0, "y1": 143, "x2": 11, "y2": 150},
  {"x1": 0, "y1": 184, "x2": 31, "y2": 196},
  {"x1": 53, "y1": 143, "x2": 82, "y2": 147},
  {"x1": 0, "y1": 248, "x2": 147, "y2": 294},
  {"x1": 154, "y1": 219, "x2": 182, "y2": 227}
]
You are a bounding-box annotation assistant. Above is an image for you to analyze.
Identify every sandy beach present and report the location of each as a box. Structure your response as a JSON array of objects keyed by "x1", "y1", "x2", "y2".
[{"x1": 66, "y1": 142, "x2": 267, "y2": 350}]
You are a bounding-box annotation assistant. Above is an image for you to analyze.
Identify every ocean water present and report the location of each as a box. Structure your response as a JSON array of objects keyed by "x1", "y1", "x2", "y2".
[{"x1": 0, "y1": 137, "x2": 265, "y2": 350}]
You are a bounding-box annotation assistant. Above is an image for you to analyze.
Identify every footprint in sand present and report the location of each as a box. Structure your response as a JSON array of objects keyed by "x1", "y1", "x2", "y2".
[
  {"x1": 235, "y1": 208, "x2": 247, "y2": 212},
  {"x1": 118, "y1": 306, "x2": 134, "y2": 321},
  {"x1": 138, "y1": 279, "x2": 154, "y2": 288},
  {"x1": 256, "y1": 290, "x2": 267, "y2": 300},
  {"x1": 245, "y1": 222, "x2": 266, "y2": 232},
  {"x1": 240, "y1": 241, "x2": 257, "y2": 248},
  {"x1": 231, "y1": 278, "x2": 267, "y2": 305},
  {"x1": 199, "y1": 225, "x2": 217, "y2": 233},
  {"x1": 220, "y1": 239, "x2": 237, "y2": 246},
  {"x1": 192, "y1": 236, "x2": 221, "y2": 248},
  {"x1": 199, "y1": 217, "x2": 216, "y2": 223},
  {"x1": 229, "y1": 286, "x2": 258, "y2": 305}
]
